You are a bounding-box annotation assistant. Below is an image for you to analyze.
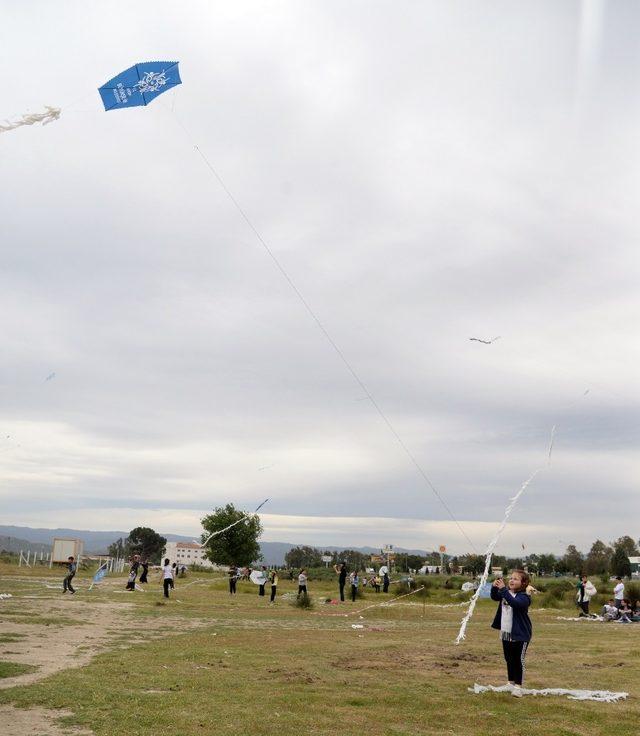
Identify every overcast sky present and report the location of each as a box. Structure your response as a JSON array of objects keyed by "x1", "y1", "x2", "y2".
[{"x1": 1, "y1": 1, "x2": 638, "y2": 556}]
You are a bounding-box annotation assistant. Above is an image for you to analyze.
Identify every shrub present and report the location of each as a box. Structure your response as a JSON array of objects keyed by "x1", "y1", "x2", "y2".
[
  {"x1": 393, "y1": 582, "x2": 412, "y2": 596},
  {"x1": 625, "y1": 582, "x2": 640, "y2": 606},
  {"x1": 291, "y1": 592, "x2": 313, "y2": 609},
  {"x1": 443, "y1": 576, "x2": 464, "y2": 589}
]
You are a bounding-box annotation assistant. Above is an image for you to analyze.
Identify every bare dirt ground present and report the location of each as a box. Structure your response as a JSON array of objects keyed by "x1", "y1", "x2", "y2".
[
  {"x1": 0, "y1": 597, "x2": 137, "y2": 691},
  {"x1": 0, "y1": 705, "x2": 94, "y2": 736},
  {"x1": 0, "y1": 588, "x2": 210, "y2": 735}
]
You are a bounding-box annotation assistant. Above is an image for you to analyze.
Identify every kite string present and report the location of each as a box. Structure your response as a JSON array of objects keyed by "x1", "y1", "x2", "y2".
[
  {"x1": 454, "y1": 420, "x2": 558, "y2": 644},
  {"x1": 454, "y1": 466, "x2": 544, "y2": 644},
  {"x1": 164, "y1": 109, "x2": 477, "y2": 554}
]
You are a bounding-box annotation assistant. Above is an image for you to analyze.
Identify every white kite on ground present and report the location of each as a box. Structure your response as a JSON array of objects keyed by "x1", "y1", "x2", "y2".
[
  {"x1": 470, "y1": 683, "x2": 627, "y2": 703},
  {"x1": 0, "y1": 106, "x2": 61, "y2": 133}
]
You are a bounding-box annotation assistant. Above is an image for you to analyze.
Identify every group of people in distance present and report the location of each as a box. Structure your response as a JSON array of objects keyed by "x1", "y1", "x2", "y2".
[
  {"x1": 334, "y1": 562, "x2": 390, "y2": 602},
  {"x1": 576, "y1": 574, "x2": 640, "y2": 622},
  {"x1": 223, "y1": 562, "x2": 392, "y2": 604},
  {"x1": 227, "y1": 564, "x2": 280, "y2": 602}
]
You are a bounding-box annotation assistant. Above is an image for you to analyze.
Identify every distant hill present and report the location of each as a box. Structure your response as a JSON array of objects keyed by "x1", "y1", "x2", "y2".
[
  {"x1": 0, "y1": 525, "x2": 194, "y2": 554},
  {"x1": 0, "y1": 525, "x2": 429, "y2": 566},
  {"x1": 0, "y1": 534, "x2": 51, "y2": 555}
]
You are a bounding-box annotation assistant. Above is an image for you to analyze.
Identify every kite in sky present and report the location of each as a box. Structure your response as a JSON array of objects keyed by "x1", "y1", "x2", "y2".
[
  {"x1": 98, "y1": 61, "x2": 181, "y2": 111},
  {"x1": 469, "y1": 336, "x2": 501, "y2": 344},
  {"x1": 0, "y1": 106, "x2": 61, "y2": 134}
]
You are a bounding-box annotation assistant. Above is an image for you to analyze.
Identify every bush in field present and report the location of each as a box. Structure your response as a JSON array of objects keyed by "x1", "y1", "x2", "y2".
[
  {"x1": 625, "y1": 582, "x2": 640, "y2": 605},
  {"x1": 291, "y1": 592, "x2": 314, "y2": 609},
  {"x1": 443, "y1": 576, "x2": 464, "y2": 589},
  {"x1": 538, "y1": 579, "x2": 576, "y2": 608},
  {"x1": 394, "y1": 581, "x2": 412, "y2": 596}
]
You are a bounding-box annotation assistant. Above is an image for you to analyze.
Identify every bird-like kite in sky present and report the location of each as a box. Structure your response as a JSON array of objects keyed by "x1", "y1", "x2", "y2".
[
  {"x1": 98, "y1": 61, "x2": 181, "y2": 111},
  {"x1": 469, "y1": 336, "x2": 501, "y2": 344}
]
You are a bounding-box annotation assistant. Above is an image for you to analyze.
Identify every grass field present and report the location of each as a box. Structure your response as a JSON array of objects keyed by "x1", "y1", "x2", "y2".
[{"x1": 0, "y1": 564, "x2": 638, "y2": 735}]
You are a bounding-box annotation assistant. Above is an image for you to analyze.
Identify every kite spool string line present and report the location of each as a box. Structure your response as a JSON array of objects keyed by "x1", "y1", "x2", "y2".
[
  {"x1": 312, "y1": 585, "x2": 425, "y2": 617},
  {"x1": 162, "y1": 107, "x2": 477, "y2": 554},
  {"x1": 455, "y1": 424, "x2": 556, "y2": 645}
]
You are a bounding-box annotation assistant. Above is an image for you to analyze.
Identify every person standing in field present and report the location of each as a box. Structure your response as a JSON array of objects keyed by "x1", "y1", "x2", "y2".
[
  {"x1": 490, "y1": 569, "x2": 532, "y2": 698},
  {"x1": 63, "y1": 556, "x2": 76, "y2": 594},
  {"x1": 126, "y1": 554, "x2": 140, "y2": 591},
  {"x1": 139, "y1": 559, "x2": 149, "y2": 584},
  {"x1": 228, "y1": 564, "x2": 238, "y2": 594},
  {"x1": 576, "y1": 575, "x2": 596, "y2": 617},
  {"x1": 334, "y1": 562, "x2": 347, "y2": 602},
  {"x1": 613, "y1": 577, "x2": 624, "y2": 609},
  {"x1": 383, "y1": 570, "x2": 390, "y2": 593},
  {"x1": 258, "y1": 565, "x2": 267, "y2": 597},
  {"x1": 298, "y1": 569, "x2": 308, "y2": 597},
  {"x1": 269, "y1": 569, "x2": 278, "y2": 603},
  {"x1": 161, "y1": 558, "x2": 173, "y2": 599},
  {"x1": 350, "y1": 570, "x2": 359, "y2": 602}
]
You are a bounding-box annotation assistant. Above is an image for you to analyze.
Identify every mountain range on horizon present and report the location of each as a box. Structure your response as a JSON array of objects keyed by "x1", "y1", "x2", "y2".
[{"x1": 0, "y1": 525, "x2": 430, "y2": 567}]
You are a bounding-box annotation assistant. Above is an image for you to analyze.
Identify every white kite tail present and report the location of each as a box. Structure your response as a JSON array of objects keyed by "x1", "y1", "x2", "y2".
[
  {"x1": 455, "y1": 468, "x2": 542, "y2": 644},
  {"x1": 0, "y1": 106, "x2": 61, "y2": 133}
]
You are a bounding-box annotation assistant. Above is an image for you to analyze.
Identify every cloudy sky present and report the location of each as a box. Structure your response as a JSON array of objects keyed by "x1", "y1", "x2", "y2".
[{"x1": 1, "y1": 1, "x2": 638, "y2": 556}]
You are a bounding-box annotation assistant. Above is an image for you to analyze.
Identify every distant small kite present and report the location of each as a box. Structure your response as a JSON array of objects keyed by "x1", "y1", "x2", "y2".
[
  {"x1": 0, "y1": 106, "x2": 61, "y2": 134},
  {"x1": 99, "y1": 62, "x2": 181, "y2": 111},
  {"x1": 469, "y1": 336, "x2": 501, "y2": 345},
  {"x1": 45, "y1": 372, "x2": 56, "y2": 382}
]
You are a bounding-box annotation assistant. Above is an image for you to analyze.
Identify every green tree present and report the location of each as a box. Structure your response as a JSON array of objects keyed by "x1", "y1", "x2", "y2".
[
  {"x1": 339, "y1": 549, "x2": 368, "y2": 571},
  {"x1": 406, "y1": 554, "x2": 425, "y2": 571},
  {"x1": 126, "y1": 527, "x2": 167, "y2": 564},
  {"x1": 200, "y1": 504, "x2": 262, "y2": 567},
  {"x1": 537, "y1": 553, "x2": 556, "y2": 576},
  {"x1": 585, "y1": 540, "x2": 613, "y2": 576},
  {"x1": 611, "y1": 535, "x2": 639, "y2": 557},
  {"x1": 562, "y1": 545, "x2": 584, "y2": 576},
  {"x1": 611, "y1": 545, "x2": 632, "y2": 578},
  {"x1": 459, "y1": 554, "x2": 485, "y2": 575},
  {"x1": 505, "y1": 557, "x2": 524, "y2": 571},
  {"x1": 108, "y1": 537, "x2": 127, "y2": 559}
]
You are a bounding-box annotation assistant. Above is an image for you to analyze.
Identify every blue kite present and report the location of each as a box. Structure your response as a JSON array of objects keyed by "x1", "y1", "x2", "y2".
[{"x1": 99, "y1": 61, "x2": 181, "y2": 111}]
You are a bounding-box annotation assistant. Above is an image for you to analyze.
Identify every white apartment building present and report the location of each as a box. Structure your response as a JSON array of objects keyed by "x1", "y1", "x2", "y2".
[{"x1": 163, "y1": 541, "x2": 221, "y2": 569}]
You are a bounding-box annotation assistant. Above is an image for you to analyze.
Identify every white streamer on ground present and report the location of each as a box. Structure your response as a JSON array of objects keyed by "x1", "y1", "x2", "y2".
[
  {"x1": 201, "y1": 498, "x2": 269, "y2": 547},
  {"x1": 0, "y1": 106, "x2": 61, "y2": 133},
  {"x1": 470, "y1": 683, "x2": 627, "y2": 703}
]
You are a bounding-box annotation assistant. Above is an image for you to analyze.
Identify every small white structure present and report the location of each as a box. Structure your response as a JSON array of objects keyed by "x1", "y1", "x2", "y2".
[
  {"x1": 163, "y1": 541, "x2": 220, "y2": 568},
  {"x1": 50, "y1": 538, "x2": 84, "y2": 567}
]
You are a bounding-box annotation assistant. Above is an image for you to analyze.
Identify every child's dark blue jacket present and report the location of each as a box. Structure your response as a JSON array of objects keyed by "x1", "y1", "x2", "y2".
[{"x1": 490, "y1": 586, "x2": 532, "y2": 642}]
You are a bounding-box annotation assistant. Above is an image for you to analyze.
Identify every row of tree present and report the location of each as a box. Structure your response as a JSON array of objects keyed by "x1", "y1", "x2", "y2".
[
  {"x1": 106, "y1": 507, "x2": 639, "y2": 578},
  {"x1": 457, "y1": 536, "x2": 640, "y2": 577}
]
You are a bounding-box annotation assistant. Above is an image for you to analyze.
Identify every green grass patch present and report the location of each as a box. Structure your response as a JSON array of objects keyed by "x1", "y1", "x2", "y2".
[
  {"x1": 0, "y1": 661, "x2": 38, "y2": 678},
  {"x1": 0, "y1": 633, "x2": 26, "y2": 643}
]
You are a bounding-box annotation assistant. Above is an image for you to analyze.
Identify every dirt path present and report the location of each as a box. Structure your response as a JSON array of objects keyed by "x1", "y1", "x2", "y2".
[
  {"x1": 0, "y1": 594, "x2": 209, "y2": 691},
  {"x1": 0, "y1": 705, "x2": 94, "y2": 736},
  {"x1": 0, "y1": 597, "x2": 138, "y2": 690}
]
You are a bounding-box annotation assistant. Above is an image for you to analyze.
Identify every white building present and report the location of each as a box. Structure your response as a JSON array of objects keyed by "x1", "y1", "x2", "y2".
[{"x1": 163, "y1": 541, "x2": 221, "y2": 569}]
